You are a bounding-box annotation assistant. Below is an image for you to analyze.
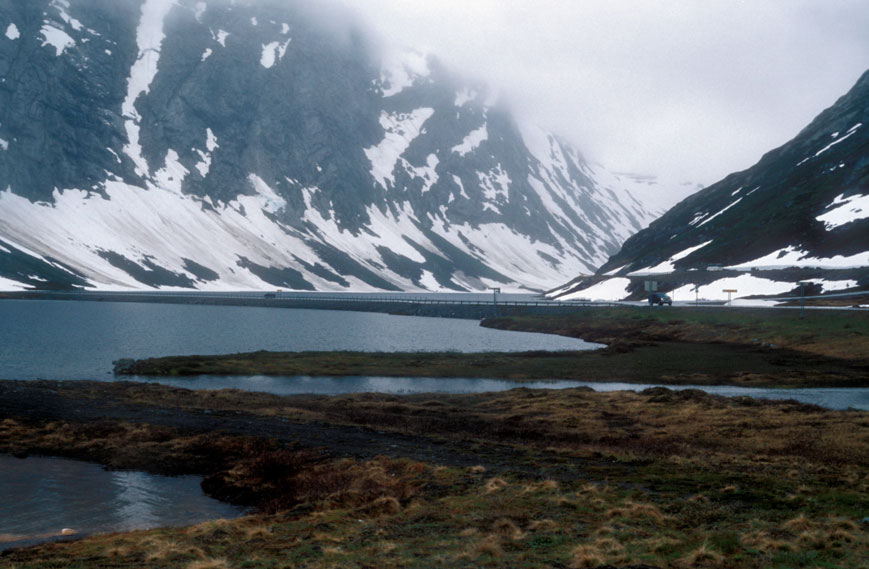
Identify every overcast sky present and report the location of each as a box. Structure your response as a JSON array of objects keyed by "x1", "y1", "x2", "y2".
[{"x1": 335, "y1": 0, "x2": 869, "y2": 185}]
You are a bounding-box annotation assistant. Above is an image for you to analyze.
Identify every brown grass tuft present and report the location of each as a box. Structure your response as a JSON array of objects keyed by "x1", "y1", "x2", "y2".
[
  {"x1": 186, "y1": 558, "x2": 231, "y2": 569},
  {"x1": 605, "y1": 500, "x2": 665, "y2": 522},
  {"x1": 361, "y1": 495, "x2": 401, "y2": 517},
  {"x1": 492, "y1": 518, "x2": 524, "y2": 541},
  {"x1": 469, "y1": 465, "x2": 487, "y2": 474},
  {"x1": 782, "y1": 513, "x2": 812, "y2": 533},
  {"x1": 466, "y1": 534, "x2": 502, "y2": 559},
  {"x1": 484, "y1": 477, "x2": 508, "y2": 493},
  {"x1": 243, "y1": 524, "x2": 272, "y2": 539},
  {"x1": 570, "y1": 544, "x2": 604, "y2": 568},
  {"x1": 527, "y1": 518, "x2": 558, "y2": 532},
  {"x1": 678, "y1": 543, "x2": 724, "y2": 567}
]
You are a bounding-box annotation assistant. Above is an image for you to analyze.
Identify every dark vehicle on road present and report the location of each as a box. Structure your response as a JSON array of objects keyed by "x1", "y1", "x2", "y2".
[{"x1": 648, "y1": 292, "x2": 672, "y2": 306}]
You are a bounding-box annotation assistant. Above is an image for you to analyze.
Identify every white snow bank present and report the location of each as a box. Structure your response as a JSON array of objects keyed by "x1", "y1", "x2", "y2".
[
  {"x1": 814, "y1": 123, "x2": 861, "y2": 158},
  {"x1": 696, "y1": 197, "x2": 742, "y2": 227},
  {"x1": 5, "y1": 23, "x2": 20, "y2": 40},
  {"x1": 451, "y1": 124, "x2": 487, "y2": 156},
  {"x1": 364, "y1": 108, "x2": 434, "y2": 190},
  {"x1": 627, "y1": 240, "x2": 712, "y2": 275},
  {"x1": 817, "y1": 279, "x2": 858, "y2": 292},
  {"x1": 0, "y1": 275, "x2": 28, "y2": 291},
  {"x1": 40, "y1": 24, "x2": 75, "y2": 55},
  {"x1": 260, "y1": 39, "x2": 290, "y2": 68},
  {"x1": 670, "y1": 274, "x2": 794, "y2": 301},
  {"x1": 728, "y1": 247, "x2": 869, "y2": 270},
  {"x1": 561, "y1": 278, "x2": 632, "y2": 301},
  {"x1": 816, "y1": 193, "x2": 869, "y2": 230},
  {"x1": 122, "y1": 0, "x2": 176, "y2": 177}
]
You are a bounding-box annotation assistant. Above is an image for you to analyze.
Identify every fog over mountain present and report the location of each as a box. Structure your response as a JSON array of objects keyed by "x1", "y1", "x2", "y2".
[
  {"x1": 551, "y1": 70, "x2": 869, "y2": 302},
  {"x1": 0, "y1": 0, "x2": 700, "y2": 292},
  {"x1": 338, "y1": 0, "x2": 869, "y2": 184}
]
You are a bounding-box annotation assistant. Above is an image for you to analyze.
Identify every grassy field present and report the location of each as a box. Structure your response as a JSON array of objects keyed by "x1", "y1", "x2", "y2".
[
  {"x1": 482, "y1": 305, "x2": 869, "y2": 359},
  {"x1": 1, "y1": 381, "x2": 867, "y2": 568}
]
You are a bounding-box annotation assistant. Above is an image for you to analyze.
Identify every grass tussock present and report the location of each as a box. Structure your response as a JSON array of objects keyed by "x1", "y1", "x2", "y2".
[
  {"x1": 3, "y1": 457, "x2": 868, "y2": 569},
  {"x1": 2, "y1": 375, "x2": 868, "y2": 569}
]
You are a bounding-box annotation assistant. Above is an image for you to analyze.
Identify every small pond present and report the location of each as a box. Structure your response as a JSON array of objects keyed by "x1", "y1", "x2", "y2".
[{"x1": 0, "y1": 455, "x2": 246, "y2": 551}]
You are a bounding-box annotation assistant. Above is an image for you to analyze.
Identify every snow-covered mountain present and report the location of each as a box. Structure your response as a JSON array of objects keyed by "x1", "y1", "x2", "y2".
[
  {"x1": 551, "y1": 70, "x2": 869, "y2": 302},
  {"x1": 0, "y1": 0, "x2": 696, "y2": 293}
]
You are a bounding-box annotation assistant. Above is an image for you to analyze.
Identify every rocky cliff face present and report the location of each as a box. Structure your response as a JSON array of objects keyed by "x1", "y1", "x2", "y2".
[
  {"x1": 0, "y1": 0, "x2": 693, "y2": 292},
  {"x1": 551, "y1": 70, "x2": 869, "y2": 301}
]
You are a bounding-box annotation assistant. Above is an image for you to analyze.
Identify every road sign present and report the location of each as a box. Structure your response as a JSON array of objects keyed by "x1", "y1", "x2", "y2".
[
  {"x1": 722, "y1": 289, "x2": 738, "y2": 293},
  {"x1": 723, "y1": 289, "x2": 737, "y2": 306},
  {"x1": 644, "y1": 280, "x2": 658, "y2": 292}
]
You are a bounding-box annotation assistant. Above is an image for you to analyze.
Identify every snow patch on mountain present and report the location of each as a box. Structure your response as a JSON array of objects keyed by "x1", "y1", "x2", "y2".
[
  {"x1": 5, "y1": 24, "x2": 20, "y2": 40},
  {"x1": 627, "y1": 240, "x2": 712, "y2": 275},
  {"x1": 403, "y1": 154, "x2": 439, "y2": 194},
  {"x1": 0, "y1": 275, "x2": 28, "y2": 291},
  {"x1": 260, "y1": 39, "x2": 291, "y2": 69},
  {"x1": 364, "y1": 108, "x2": 434, "y2": 190},
  {"x1": 670, "y1": 274, "x2": 794, "y2": 301},
  {"x1": 194, "y1": 129, "x2": 218, "y2": 177},
  {"x1": 727, "y1": 247, "x2": 869, "y2": 270},
  {"x1": 151, "y1": 150, "x2": 188, "y2": 194},
  {"x1": 561, "y1": 277, "x2": 632, "y2": 301},
  {"x1": 212, "y1": 29, "x2": 228, "y2": 47},
  {"x1": 452, "y1": 125, "x2": 487, "y2": 156},
  {"x1": 123, "y1": 0, "x2": 175, "y2": 177},
  {"x1": 51, "y1": 0, "x2": 83, "y2": 31},
  {"x1": 814, "y1": 122, "x2": 861, "y2": 158},
  {"x1": 40, "y1": 25, "x2": 75, "y2": 55},
  {"x1": 816, "y1": 193, "x2": 869, "y2": 229}
]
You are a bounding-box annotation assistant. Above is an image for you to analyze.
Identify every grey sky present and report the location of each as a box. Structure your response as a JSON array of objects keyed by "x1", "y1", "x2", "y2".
[{"x1": 336, "y1": 0, "x2": 869, "y2": 185}]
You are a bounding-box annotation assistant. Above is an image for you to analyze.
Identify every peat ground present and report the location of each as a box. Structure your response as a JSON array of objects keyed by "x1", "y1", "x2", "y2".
[{"x1": 1, "y1": 307, "x2": 867, "y2": 568}]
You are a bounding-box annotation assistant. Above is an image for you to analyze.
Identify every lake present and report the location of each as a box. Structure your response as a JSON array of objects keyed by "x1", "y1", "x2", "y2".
[
  {"x1": 0, "y1": 299, "x2": 598, "y2": 381},
  {"x1": 1, "y1": 299, "x2": 867, "y2": 410},
  {"x1": 0, "y1": 455, "x2": 245, "y2": 551}
]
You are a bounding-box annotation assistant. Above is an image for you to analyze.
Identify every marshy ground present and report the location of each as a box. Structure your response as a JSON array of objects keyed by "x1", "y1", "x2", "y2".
[{"x1": 1, "y1": 307, "x2": 867, "y2": 568}]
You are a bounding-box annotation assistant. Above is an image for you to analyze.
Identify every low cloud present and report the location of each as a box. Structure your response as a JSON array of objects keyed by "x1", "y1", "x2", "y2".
[{"x1": 335, "y1": 0, "x2": 869, "y2": 185}]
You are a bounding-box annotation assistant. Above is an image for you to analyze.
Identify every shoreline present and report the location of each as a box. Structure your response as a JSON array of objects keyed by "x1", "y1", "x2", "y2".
[{"x1": 113, "y1": 342, "x2": 868, "y2": 389}]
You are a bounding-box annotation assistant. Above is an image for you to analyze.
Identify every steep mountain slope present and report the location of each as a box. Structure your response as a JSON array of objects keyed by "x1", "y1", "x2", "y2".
[
  {"x1": 552, "y1": 69, "x2": 869, "y2": 301},
  {"x1": 0, "y1": 0, "x2": 691, "y2": 292}
]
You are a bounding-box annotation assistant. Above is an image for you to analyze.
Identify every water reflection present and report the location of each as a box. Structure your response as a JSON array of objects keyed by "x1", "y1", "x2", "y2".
[
  {"x1": 128, "y1": 374, "x2": 869, "y2": 411},
  {"x1": 0, "y1": 455, "x2": 245, "y2": 551}
]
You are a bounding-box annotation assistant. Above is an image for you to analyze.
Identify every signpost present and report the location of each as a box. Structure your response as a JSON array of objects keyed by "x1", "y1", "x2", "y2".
[
  {"x1": 798, "y1": 281, "x2": 811, "y2": 318},
  {"x1": 644, "y1": 281, "x2": 658, "y2": 292},
  {"x1": 488, "y1": 287, "x2": 501, "y2": 317},
  {"x1": 693, "y1": 285, "x2": 700, "y2": 307},
  {"x1": 723, "y1": 289, "x2": 737, "y2": 306}
]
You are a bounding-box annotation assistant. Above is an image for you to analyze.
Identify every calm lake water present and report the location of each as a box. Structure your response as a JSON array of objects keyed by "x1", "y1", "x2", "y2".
[
  {"x1": 1, "y1": 299, "x2": 867, "y2": 410},
  {"x1": 0, "y1": 455, "x2": 245, "y2": 551},
  {"x1": 0, "y1": 299, "x2": 597, "y2": 380}
]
